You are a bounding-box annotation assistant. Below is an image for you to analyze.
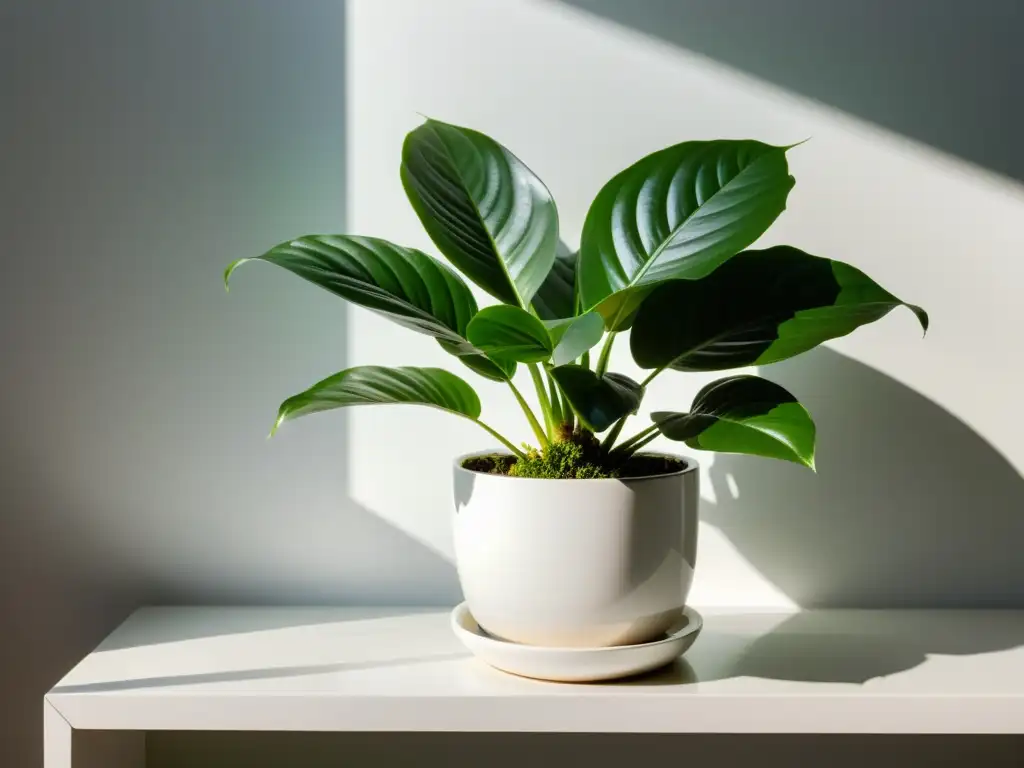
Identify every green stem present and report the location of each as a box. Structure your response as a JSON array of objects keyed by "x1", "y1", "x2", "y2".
[
  {"x1": 528, "y1": 364, "x2": 555, "y2": 439},
  {"x1": 604, "y1": 366, "x2": 663, "y2": 453},
  {"x1": 595, "y1": 333, "x2": 617, "y2": 376},
  {"x1": 614, "y1": 424, "x2": 659, "y2": 455},
  {"x1": 609, "y1": 429, "x2": 659, "y2": 463},
  {"x1": 561, "y1": 388, "x2": 574, "y2": 432},
  {"x1": 580, "y1": 350, "x2": 591, "y2": 370},
  {"x1": 510, "y1": 378, "x2": 549, "y2": 447},
  {"x1": 546, "y1": 371, "x2": 564, "y2": 428},
  {"x1": 641, "y1": 367, "x2": 663, "y2": 387},
  {"x1": 600, "y1": 415, "x2": 630, "y2": 453},
  {"x1": 475, "y1": 420, "x2": 527, "y2": 459},
  {"x1": 627, "y1": 432, "x2": 659, "y2": 454}
]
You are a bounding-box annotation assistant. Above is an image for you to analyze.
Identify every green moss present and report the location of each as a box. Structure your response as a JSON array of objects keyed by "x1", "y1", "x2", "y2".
[
  {"x1": 508, "y1": 430, "x2": 618, "y2": 479},
  {"x1": 462, "y1": 454, "x2": 517, "y2": 475},
  {"x1": 461, "y1": 432, "x2": 689, "y2": 480}
]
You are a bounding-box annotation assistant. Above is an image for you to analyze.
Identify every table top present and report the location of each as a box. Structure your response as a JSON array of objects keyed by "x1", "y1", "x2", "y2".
[{"x1": 47, "y1": 607, "x2": 1024, "y2": 733}]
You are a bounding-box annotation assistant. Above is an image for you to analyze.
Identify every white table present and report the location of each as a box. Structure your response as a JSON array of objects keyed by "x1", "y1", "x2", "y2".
[{"x1": 44, "y1": 607, "x2": 1024, "y2": 767}]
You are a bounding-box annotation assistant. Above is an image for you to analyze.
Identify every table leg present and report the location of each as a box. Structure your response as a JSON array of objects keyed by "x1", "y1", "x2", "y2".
[
  {"x1": 44, "y1": 701, "x2": 71, "y2": 768},
  {"x1": 44, "y1": 700, "x2": 145, "y2": 768}
]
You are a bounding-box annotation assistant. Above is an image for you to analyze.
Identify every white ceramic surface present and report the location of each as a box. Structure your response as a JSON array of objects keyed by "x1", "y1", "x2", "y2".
[
  {"x1": 451, "y1": 602, "x2": 703, "y2": 683},
  {"x1": 47, "y1": 607, "x2": 1024, "y2": 738},
  {"x1": 453, "y1": 453, "x2": 699, "y2": 648}
]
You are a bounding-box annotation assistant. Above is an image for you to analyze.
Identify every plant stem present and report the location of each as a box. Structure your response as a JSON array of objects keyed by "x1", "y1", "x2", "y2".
[
  {"x1": 608, "y1": 429, "x2": 660, "y2": 463},
  {"x1": 475, "y1": 420, "x2": 527, "y2": 459},
  {"x1": 600, "y1": 416, "x2": 629, "y2": 452},
  {"x1": 640, "y1": 367, "x2": 663, "y2": 387},
  {"x1": 580, "y1": 350, "x2": 591, "y2": 370},
  {"x1": 613, "y1": 424, "x2": 659, "y2": 455},
  {"x1": 528, "y1": 364, "x2": 555, "y2": 439},
  {"x1": 510, "y1": 378, "x2": 549, "y2": 447},
  {"x1": 595, "y1": 332, "x2": 617, "y2": 376},
  {"x1": 546, "y1": 371, "x2": 564, "y2": 428},
  {"x1": 626, "y1": 432, "x2": 659, "y2": 455},
  {"x1": 603, "y1": 367, "x2": 663, "y2": 453}
]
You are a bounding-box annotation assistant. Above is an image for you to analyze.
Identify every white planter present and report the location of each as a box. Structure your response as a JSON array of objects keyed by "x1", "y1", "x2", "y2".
[{"x1": 452, "y1": 453, "x2": 699, "y2": 648}]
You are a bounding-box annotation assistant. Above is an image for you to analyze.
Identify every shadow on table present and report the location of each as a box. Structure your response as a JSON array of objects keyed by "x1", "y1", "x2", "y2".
[
  {"x1": 96, "y1": 601, "x2": 453, "y2": 652},
  {"x1": 52, "y1": 651, "x2": 469, "y2": 694},
  {"x1": 691, "y1": 611, "x2": 1024, "y2": 685}
]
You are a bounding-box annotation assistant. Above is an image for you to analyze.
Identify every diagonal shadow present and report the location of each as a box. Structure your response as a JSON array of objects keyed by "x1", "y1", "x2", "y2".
[
  {"x1": 703, "y1": 348, "x2": 1024, "y2": 609},
  {"x1": 691, "y1": 348, "x2": 1024, "y2": 683},
  {"x1": 95, "y1": 604, "x2": 452, "y2": 652},
  {"x1": 689, "y1": 611, "x2": 1024, "y2": 685},
  {"x1": 51, "y1": 651, "x2": 469, "y2": 694},
  {"x1": 553, "y1": 0, "x2": 1024, "y2": 184}
]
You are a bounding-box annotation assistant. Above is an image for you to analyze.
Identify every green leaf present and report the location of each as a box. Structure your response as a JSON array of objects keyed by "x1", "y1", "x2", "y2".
[
  {"x1": 631, "y1": 246, "x2": 928, "y2": 372},
  {"x1": 653, "y1": 375, "x2": 815, "y2": 467},
  {"x1": 466, "y1": 305, "x2": 553, "y2": 364},
  {"x1": 532, "y1": 240, "x2": 578, "y2": 320},
  {"x1": 401, "y1": 118, "x2": 559, "y2": 308},
  {"x1": 437, "y1": 340, "x2": 517, "y2": 382},
  {"x1": 272, "y1": 365, "x2": 480, "y2": 435},
  {"x1": 225, "y1": 235, "x2": 480, "y2": 353},
  {"x1": 577, "y1": 140, "x2": 795, "y2": 330},
  {"x1": 550, "y1": 365, "x2": 644, "y2": 432},
  {"x1": 545, "y1": 312, "x2": 605, "y2": 366}
]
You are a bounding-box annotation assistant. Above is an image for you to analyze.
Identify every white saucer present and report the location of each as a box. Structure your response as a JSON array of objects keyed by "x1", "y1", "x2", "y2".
[{"x1": 451, "y1": 603, "x2": 703, "y2": 683}]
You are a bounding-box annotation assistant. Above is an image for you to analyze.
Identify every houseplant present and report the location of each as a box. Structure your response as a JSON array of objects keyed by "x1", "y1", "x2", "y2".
[{"x1": 226, "y1": 119, "x2": 927, "y2": 649}]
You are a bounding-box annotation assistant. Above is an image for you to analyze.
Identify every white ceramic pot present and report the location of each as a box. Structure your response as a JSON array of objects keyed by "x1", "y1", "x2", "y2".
[{"x1": 452, "y1": 453, "x2": 699, "y2": 648}]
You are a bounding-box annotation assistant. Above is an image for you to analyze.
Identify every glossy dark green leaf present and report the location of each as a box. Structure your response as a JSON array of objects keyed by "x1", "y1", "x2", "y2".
[
  {"x1": 401, "y1": 118, "x2": 558, "y2": 307},
  {"x1": 631, "y1": 246, "x2": 928, "y2": 372},
  {"x1": 545, "y1": 312, "x2": 605, "y2": 366},
  {"x1": 272, "y1": 366, "x2": 480, "y2": 435},
  {"x1": 578, "y1": 140, "x2": 795, "y2": 330},
  {"x1": 550, "y1": 365, "x2": 644, "y2": 432},
  {"x1": 653, "y1": 375, "x2": 815, "y2": 467},
  {"x1": 466, "y1": 305, "x2": 553, "y2": 363},
  {"x1": 437, "y1": 340, "x2": 517, "y2": 382},
  {"x1": 532, "y1": 240, "x2": 578, "y2": 320},
  {"x1": 225, "y1": 235, "x2": 479, "y2": 354}
]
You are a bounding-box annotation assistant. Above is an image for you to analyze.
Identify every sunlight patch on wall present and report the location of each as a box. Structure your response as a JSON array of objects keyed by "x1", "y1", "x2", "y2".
[{"x1": 346, "y1": 0, "x2": 1024, "y2": 607}]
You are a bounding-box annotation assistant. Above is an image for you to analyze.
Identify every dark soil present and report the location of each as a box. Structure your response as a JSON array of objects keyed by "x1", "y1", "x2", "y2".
[
  {"x1": 617, "y1": 453, "x2": 688, "y2": 478},
  {"x1": 462, "y1": 454, "x2": 518, "y2": 475},
  {"x1": 461, "y1": 452, "x2": 686, "y2": 479}
]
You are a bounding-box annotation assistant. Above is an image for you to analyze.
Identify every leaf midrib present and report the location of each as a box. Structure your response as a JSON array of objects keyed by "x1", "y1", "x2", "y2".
[
  {"x1": 423, "y1": 121, "x2": 525, "y2": 309},
  {"x1": 291, "y1": 260, "x2": 470, "y2": 345},
  {"x1": 627, "y1": 146, "x2": 780, "y2": 291},
  {"x1": 662, "y1": 406, "x2": 803, "y2": 455},
  {"x1": 657, "y1": 298, "x2": 907, "y2": 373}
]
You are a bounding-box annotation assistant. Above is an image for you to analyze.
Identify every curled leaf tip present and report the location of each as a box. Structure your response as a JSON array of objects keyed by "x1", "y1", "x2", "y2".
[
  {"x1": 910, "y1": 304, "x2": 930, "y2": 336},
  {"x1": 223, "y1": 258, "x2": 248, "y2": 292},
  {"x1": 268, "y1": 412, "x2": 287, "y2": 439}
]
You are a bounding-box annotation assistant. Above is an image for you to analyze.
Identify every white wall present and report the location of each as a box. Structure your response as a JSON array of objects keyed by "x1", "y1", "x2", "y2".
[
  {"x1": 2, "y1": 0, "x2": 1023, "y2": 764},
  {"x1": 347, "y1": 0, "x2": 1024, "y2": 609},
  {"x1": 1, "y1": 1, "x2": 450, "y2": 765}
]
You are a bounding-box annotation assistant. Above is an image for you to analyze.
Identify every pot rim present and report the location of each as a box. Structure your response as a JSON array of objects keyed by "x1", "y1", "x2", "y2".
[{"x1": 453, "y1": 450, "x2": 699, "y2": 482}]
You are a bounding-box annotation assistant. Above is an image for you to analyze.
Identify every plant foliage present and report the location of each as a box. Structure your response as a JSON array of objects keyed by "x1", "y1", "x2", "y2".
[{"x1": 226, "y1": 118, "x2": 927, "y2": 476}]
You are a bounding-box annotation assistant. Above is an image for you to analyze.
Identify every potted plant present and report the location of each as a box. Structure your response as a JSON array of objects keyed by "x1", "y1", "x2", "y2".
[{"x1": 226, "y1": 119, "x2": 926, "y2": 650}]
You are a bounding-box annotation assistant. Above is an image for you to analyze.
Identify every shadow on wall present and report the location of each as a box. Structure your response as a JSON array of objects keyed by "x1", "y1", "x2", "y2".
[
  {"x1": 682, "y1": 348, "x2": 1024, "y2": 683},
  {"x1": 0, "y1": 463, "x2": 146, "y2": 768},
  {"x1": 702, "y1": 347, "x2": 1024, "y2": 608},
  {"x1": 553, "y1": 0, "x2": 1024, "y2": 184}
]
